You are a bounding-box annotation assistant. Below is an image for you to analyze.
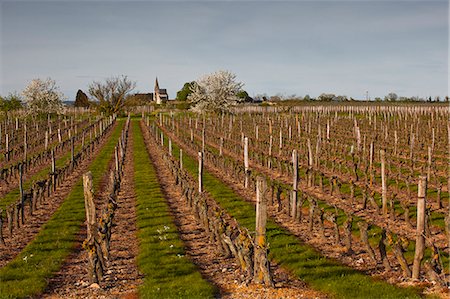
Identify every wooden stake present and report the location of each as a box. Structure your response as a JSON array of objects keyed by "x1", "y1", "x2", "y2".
[
  {"x1": 198, "y1": 152, "x2": 203, "y2": 193},
  {"x1": 23, "y1": 124, "x2": 27, "y2": 162},
  {"x1": 244, "y1": 137, "x2": 249, "y2": 188},
  {"x1": 71, "y1": 137, "x2": 75, "y2": 163},
  {"x1": 254, "y1": 177, "x2": 273, "y2": 286},
  {"x1": 169, "y1": 138, "x2": 172, "y2": 157},
  {"x1": 51, "y1": 149, "x2": 56, "y2": 191},
  {"x1": 83, "y1": 172, "x2": 96, "y2": 238},
  {"x1": 381, "y1": 149, "x2": 388, "y2": 216},
  {"x1": 180, "y1": 149, "x2": 183, "y2": 170},
  {"x1": 412, "y1": 175, "x2": 427, "y2": 280},
  {"x1": 19, "y1": 164, "x2": 24, "y2": 224},
  {"x1": 291, "y1": 149, "x2": 298, "y2": 218},
  {"x1": 45, "y1": 131, "x2": 48, "y2": 150}
]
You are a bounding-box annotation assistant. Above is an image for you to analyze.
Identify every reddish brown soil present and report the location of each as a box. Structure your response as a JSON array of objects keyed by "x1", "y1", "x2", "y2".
[
  {"x1": 42, "y1": 125, "x2": 142, "y2": 298},
  {"x1": 0, "y1": 123, "x2": 118, "y2": 268},
  {"x1": 141, "y1": 121, "x2": 328, "y2": 299}
]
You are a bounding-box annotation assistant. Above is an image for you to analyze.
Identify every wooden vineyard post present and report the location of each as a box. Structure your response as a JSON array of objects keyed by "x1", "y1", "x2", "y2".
[
  {"x1": 180, "y1": 149, "x2": 183, "y2": 170},
  {"x1": 219, "y1": 137, "x2": 223, "y2": 157},
  {"x1": 427, "y1": 146, "x2": 432, "y2": 182},
  {"x1": 291, "y1": 149, "x2": 298, "y2": 218},
  {"x1": 307, "y1": 138, "x2": 313, "y2": 187},
  {"x1": 198, "y1": 152, "x2": 203, "y2": 193},
  {"x1": 168, "y1": 138, "x2": 172, "y2": 157},
  {"x1": 44, "y1": 131, "x2": 49, "y2": 150},
  {"x1": 244, "y1": 137, "x2": 249, "y2": 188},
  {"x1": 381, "y1": 149, "x2": 388, "y2": 216},
  {"x1": 23, "y1": 124, "x2": 27, "y2": 162},
  {"x1": 412, "y1": 175, "x2": 427, "y2": 280},
  {"x1": 71, "y1": 137, "x2": 75, "y2": 164},
  {"x1": 83, "y1": 172, "x2": 96, "y2": 240},
  {"x1": 5, "y1": 133, "x2": 9, "y2": 161},
  {"x1": 83, "y1": 171, "x2": 104, "y2": 284},
  {"x1": 115, "y1": 146, "x2": 119, "y2": 180},
  {"x1": 254, "y1": 177, "x2": 273, "y2": 286},
  {"x1": 268, "y1": 135, "x2": 273, "y2": 169},
  {"x1": 19, "y1": 164, "x2": 24, "y2": 224},
  {"x1": 51, "y1": 149, "x2": 56, "y2": 191},
  {"x1": 369, "y1": 142, "x2": 374, "y2": 187}
]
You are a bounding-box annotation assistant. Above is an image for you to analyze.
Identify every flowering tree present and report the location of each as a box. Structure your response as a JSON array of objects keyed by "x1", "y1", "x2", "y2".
[
  {"x1": 188, "y1": 70, "x2": 243, "y2": 113},
  {"x1": 22, "y1": 78, "x2": 64, "y2": 115}
]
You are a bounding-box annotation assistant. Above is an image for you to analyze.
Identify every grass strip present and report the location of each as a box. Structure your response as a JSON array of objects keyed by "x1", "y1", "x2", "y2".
[
  {"x1": 161, "y1": 125, "x2": 424, "y2": 299},
  {"x1": 0, "y1": 120, "x2": 124, "y2": 299},
  {"x1": 133, "y1": 121, "x2": 217, "y2": 298}
]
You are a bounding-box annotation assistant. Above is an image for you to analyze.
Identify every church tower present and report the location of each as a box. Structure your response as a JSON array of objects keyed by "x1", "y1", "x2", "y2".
[{"x1": 154, "y1": 77, "x2": 168, "y2": 104}]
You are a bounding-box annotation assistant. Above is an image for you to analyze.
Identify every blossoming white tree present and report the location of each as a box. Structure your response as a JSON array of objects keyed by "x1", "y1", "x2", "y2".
[
  {"x1": 22, "y1": 78, "x2": 64, "y2": 115},
  {"x1": 188, "y1": 70, "x2": 243, "y2": 113}
]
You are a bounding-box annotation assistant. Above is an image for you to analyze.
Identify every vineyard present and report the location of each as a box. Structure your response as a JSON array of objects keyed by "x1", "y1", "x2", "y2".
[{"x1": 0, "y1": 104, "x2": 449, "y2": 298}]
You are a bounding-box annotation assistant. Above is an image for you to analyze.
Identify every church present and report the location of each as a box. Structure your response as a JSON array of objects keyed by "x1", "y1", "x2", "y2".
[
  {"x1": 154, "y1": 77, "x2": 168, "y2": 104},
  {"x1": 132, "y1": 77, "x2": 169, "y2": 104}
]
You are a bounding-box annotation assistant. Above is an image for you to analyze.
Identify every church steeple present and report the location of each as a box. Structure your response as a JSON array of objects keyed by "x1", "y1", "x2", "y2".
[{"x1": 155, "y1": 77, "x2": 159, "y2": 92}]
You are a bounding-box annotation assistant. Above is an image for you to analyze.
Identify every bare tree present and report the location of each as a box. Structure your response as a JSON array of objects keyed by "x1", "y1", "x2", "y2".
[{"x1": 88, "y1": 75, "x2": 136, "y2": 115}]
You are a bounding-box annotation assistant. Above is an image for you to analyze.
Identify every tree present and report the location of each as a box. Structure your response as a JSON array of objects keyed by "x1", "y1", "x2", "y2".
[
  {"x1": 317, "y1": 93, "x2": 336, "y2": 101},
  {"x1": 188, "y1": 70, "x2": 243, "y2": 113},
  {"x1": 176, "y1": 81, "x2": 196, "y2": 101},
  {"x1": 88, "y1": 75, "x2": 136, "y2": 115},
  {"x1": 74, "y1": 89, "x2": 90, "y2": 107},
  {"x1": 236, "y1": 90, "x2": 253, "y2": 102},
  {"x1": 22, "y1": 78, "x2": 64, "y2": 115},
  {"x1": 385, "y1": 92, "x2": 398, "y2": 102},
  {"x1": 0, "y1": 92, "x2": 22, "y2": 113}
]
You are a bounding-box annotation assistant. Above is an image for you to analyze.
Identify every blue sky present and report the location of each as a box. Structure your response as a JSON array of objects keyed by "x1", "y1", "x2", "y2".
[{"x1": 0, "y1": 0, "x2": 448, "y2": 100}]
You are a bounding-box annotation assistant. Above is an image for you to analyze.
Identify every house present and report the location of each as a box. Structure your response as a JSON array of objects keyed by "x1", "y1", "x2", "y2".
[{"x1": 154, "y1": 77, "x2": 168, "y2": 104}]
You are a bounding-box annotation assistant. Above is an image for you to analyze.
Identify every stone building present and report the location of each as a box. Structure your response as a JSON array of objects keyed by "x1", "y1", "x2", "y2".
[{"x1": 154, "y1": 77, "x2": 168, "y2": 104}]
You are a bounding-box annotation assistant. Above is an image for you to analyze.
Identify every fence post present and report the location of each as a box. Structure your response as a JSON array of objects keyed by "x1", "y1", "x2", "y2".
[
  {"x1": 244, "y1": 137, "x2": 249, "y2": 188},
  {"x1": 198, "y1": 152, "x2": 203, "y2": 193},
  {"x1": 381, "y1": 149, "x2": 388, "y2": 216},
  {"x1": 291, "y1": 149, "x2": 298, "y2": 218},
  {"x1": 180, "y1": 149, "x2": 183, "y2": 170},
  {"x1": 19, "y1": 164, "x2": 24, "y2": 224},
  {"x1": 412, "y1": 175, "x2": 427, "y2": 280},
  {"x1": 254, "y1": 177, "x2": 273, "y2": 286},
  {"x1": 51, "y1": 149, "x2": 56, "y2": 191}
]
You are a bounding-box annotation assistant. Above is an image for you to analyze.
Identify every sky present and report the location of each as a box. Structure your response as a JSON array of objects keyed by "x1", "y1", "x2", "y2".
[{"x1": 0, "y1": 0, "x2": 448, "y2": 100}]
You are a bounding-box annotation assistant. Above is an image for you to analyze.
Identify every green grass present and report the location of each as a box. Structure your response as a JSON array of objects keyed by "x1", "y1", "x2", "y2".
[
  {"x1": 133, "y1": 121, "x2": 217, "y2": 299},
  {"x1": 158, "y1": 124, "x2": 424, "y2": 299},
  {"x1": 0, "y1": 120, "x2": 124, "y2": 299}
]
